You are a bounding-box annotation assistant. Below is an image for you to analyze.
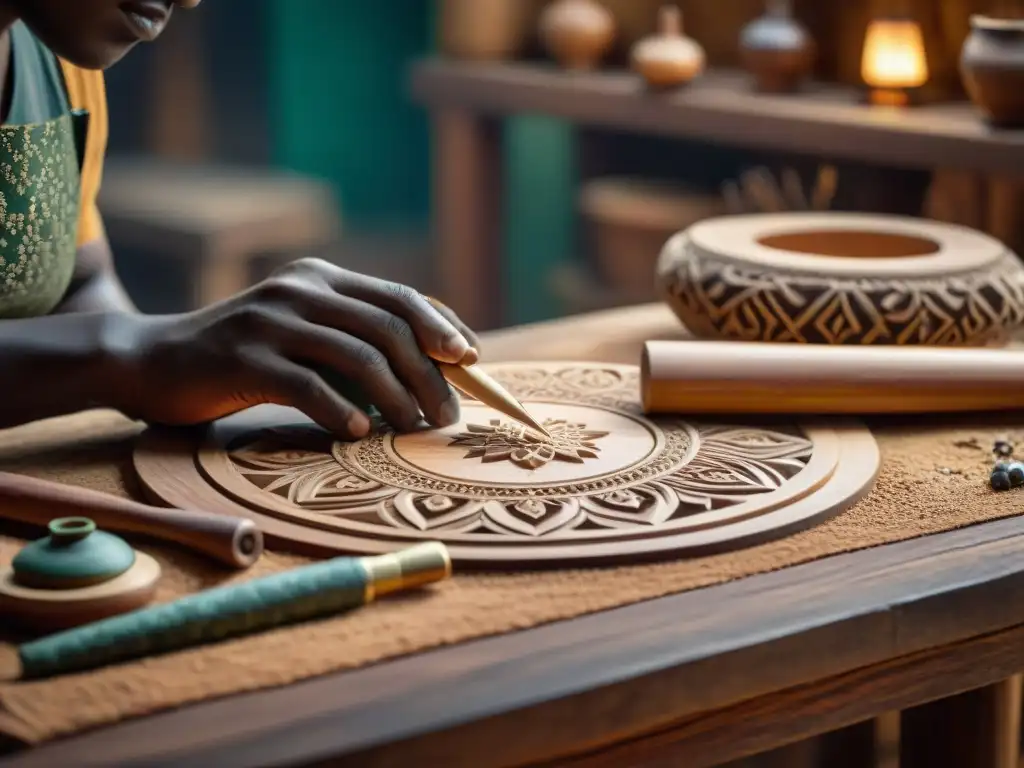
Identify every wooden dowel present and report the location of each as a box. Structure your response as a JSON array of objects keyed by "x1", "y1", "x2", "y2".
[
  {"x1": 0, "y1": 472, "x2": 262, "y2": 569},
  {"x1": 641, "y1": 340, "x2": 1024, "y2": 415}
]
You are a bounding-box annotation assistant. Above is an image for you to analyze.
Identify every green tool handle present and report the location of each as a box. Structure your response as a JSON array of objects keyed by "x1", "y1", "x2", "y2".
[{"x1": 15, "y1": 542, "x2": 450, "y2": 680}]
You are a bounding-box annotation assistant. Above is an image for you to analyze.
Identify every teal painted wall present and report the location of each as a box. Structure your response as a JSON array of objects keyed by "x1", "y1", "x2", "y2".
[
  {"x1": 505, "y1": 118, "x2": 575, "y2": 325},
  {"x1": 266, "y1": 0, "x2": 434, "y2": 229},
  {"x1": 266, "y1": 1, "x2": 574, "y2": 325}
]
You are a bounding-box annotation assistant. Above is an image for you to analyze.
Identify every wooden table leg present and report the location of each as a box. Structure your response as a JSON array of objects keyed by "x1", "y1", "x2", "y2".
[
  {"x1": 432, "y1": 109, "x2": 504, "y2": 331},
  {"x1": 900, "y1": 676, "x2": 1022, "y2": 768}
]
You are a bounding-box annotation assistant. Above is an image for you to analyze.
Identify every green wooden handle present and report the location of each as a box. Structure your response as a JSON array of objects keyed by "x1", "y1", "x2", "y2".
[{"x1": 18, "y1": 558, "x2": 369, "y2": 679}]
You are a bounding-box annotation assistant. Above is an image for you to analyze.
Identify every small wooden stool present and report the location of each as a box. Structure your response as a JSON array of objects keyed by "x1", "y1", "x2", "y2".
[{"x1": 99, "y1": 159, "x2": 341, "y2": 307}]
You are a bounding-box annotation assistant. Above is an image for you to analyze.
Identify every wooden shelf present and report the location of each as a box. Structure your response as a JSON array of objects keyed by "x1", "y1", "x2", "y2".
[{"x1": 409, "y1": 59, "x2": 1024, "y2": 178}]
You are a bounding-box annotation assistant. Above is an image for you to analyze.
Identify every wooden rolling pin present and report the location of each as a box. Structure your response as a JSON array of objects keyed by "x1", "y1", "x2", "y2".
[
  {"x1": 641, "y1": 341, "x2": 1024, "y2": 415},
  {"x1": 0, "y1": 472, "x2": 262, "y2": 569}
]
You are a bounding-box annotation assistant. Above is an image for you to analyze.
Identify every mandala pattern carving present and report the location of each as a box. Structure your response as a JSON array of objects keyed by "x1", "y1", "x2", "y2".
[
  {"x1": 448, "y1": 419, "x2": 609, "y2": 469},
  {"x1": 223, "y1": 365, "x2": 818, "y2": 540},
  {"x1": 658, "y1": 235, "x2": 1024, "y2": 346}
]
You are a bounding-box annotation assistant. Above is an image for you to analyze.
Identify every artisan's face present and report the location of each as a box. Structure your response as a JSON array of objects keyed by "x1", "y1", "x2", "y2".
[{"x1": 16, "y1": 0, "x2": 203, "y2": 70}]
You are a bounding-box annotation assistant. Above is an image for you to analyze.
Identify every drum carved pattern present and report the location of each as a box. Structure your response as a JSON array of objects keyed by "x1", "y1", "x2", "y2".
[
  {"x1": 222, "y1": 366, "x2": 816, "y2": 539},
  {"x1": 658, "y1": 234, "x2": 1024, "y2": 345}
]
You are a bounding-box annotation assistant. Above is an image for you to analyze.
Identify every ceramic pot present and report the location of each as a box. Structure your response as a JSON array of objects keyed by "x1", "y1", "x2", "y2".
[
  {"x1": 960, "y1": 15, "x2": 1024, "y2": 127},
  {"x1": 596, "y1": 0, "x2": 664, "y2": 62},
  {"x1": 439, "y1": 0, "x2": 543, "y2": 61},
  {"x1": 739, "y1": 0, "x2": 815, "y2": 92},
  {"x1": 656, "y1": 212, "x2": 1024, "y2": 346},
  {"x1": 580, "y1": 177, "x2": 725, "y2": 303},
  {"x1": 631, "y1": 6, "x2": 706, "y2": 88},
  {"x1": 539, "y1": 0, "x2": 616, "y2": 70}
]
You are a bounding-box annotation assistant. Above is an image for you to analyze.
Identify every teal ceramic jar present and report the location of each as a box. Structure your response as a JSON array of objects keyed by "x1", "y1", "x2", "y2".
[{"x1": 12, "y1": 517, "x2": 136, "y2": 590}]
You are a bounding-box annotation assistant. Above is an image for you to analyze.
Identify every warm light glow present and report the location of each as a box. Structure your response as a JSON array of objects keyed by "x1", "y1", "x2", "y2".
[{"x1": 860, "y1": 19, "x2": 929, "y2": 90}]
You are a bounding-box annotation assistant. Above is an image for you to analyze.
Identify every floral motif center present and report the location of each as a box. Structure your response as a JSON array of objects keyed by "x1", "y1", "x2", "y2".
[{"x1": 448, "y1": 418, "x2": 609, "y2": 470}]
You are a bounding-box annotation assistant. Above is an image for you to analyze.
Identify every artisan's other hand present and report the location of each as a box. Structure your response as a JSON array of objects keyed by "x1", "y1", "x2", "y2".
[{"x1": 113, "y1": 259, "x2": 479, "y2": 439}]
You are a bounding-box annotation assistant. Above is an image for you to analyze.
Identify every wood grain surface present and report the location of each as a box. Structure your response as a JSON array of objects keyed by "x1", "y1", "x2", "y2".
[{"x1": 3, "y1": 304, "x2": 1024, "y2": 767}]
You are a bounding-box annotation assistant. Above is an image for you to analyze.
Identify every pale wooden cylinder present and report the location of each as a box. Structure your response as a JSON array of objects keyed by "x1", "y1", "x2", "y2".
[{"x1": 640, "y1": 340, "x2": 1024, "y2": 414}]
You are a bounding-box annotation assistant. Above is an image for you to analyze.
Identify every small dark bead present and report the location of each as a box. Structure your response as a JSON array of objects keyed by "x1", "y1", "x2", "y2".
[
  {"x1": 994, "y1": 440, "x2": 1014, "y2": 457},
  {"x1": 992, "y1": 470, "x2": 1012, "y2": 491},
  {"x1": 1009, "y1": 463, "x2": 1024, "y2": 487},
  {"x1": 994, "y1": 461, "x2": 1012, "y2": 473}
]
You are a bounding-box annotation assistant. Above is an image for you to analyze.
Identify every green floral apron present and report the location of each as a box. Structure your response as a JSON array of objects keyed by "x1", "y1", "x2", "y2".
[{"x1": 0, "y1": 21, "x2": 86, "y2": 319}]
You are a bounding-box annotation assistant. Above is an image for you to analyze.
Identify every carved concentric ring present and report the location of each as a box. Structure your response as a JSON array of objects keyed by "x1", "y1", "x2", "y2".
[{"x1": 133, "y1": 362, "x2": 881, "y2": 567}]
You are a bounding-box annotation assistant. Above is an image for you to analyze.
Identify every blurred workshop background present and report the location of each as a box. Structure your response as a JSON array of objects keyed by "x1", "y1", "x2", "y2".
[{"x1": 104, "y1": 0, "x2": 1023, "y2": 332}]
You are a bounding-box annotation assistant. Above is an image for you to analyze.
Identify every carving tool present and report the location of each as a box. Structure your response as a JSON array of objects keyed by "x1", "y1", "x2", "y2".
[
  {"x1": 318, "y1": 299, "x2": 551, "y2": 438},
  {"x1": 425, "y1": 296, "x2": 550, "y2": 437},
  {"x1": 721, "y1": 179, "x2": 745, "y2": 214},
  {"x1": 437, "y1": 362, "x2": 552, "y2": 438},
  {"x1": 0, "y1": 541, "x2": 451, "y2": 681},
  {"x1": 781, "y1": 168, "x2": 809, "y2": 210},
  {"x1": 741, "y1": 166, "x2": 787, "y2": 212},
  {"x1": 810, "y1": 164, "x2": 838, "y2": 210},
  {"x1": 641, "y1": 340, "x2": 1024, "y2": 415},
  {"x1": 318, "y1": 362, "x2": 552, "y2": 440},
  {"x1": 0, "y1": 471, "x2": 262, "y2": 570}
]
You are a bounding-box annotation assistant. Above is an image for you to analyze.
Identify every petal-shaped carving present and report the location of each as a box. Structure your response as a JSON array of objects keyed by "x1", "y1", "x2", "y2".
[
  {"x1": 581, "y1": 482, "x2": 678, "y2": 527},
  {"x1": 484, "y1": 498, "x2": 583, "y2": 537},
  {"x1": 700, "y1": 426, "x2": 813, "y2": 463},
  {"x1": 389, "y1": 491, "x2": 487, "y2": 532},
  {"x1": 665, "y1": 454, "x2": 788, "y2": 497},
  {"x1": 229, "y1": 425, "x2": 336, "y2": 471},
  {"x1": 288, "y1": 465, "x2": 398, "y2": 511}
]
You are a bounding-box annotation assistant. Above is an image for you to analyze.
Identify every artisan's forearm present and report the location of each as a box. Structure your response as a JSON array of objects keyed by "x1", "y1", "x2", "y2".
[
  {"x1": 0, "y1": 312, "x2": 135, "y2": 428},
  {"x1": 56, "y1": 270, "x2": 137, "y2": 314},
  {"x1": 55, "y1": 237, "x2": 137, "y2": 314}
]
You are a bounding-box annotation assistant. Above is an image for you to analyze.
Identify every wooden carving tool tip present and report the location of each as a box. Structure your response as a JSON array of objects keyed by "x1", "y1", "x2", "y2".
[{"x1": 437, "y1": 363, "x2": 551, "y2": 438}]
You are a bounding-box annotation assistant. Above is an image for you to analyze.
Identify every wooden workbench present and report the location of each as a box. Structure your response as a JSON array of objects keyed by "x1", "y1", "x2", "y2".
[{"x1": 2, "y1": 304, "x2": 1023, "y2": 768}]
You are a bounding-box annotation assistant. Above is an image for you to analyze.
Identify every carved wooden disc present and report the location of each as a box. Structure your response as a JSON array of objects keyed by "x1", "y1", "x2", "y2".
[{"x1": 133, "y1": 362, "x2": 880, "y2": 568}]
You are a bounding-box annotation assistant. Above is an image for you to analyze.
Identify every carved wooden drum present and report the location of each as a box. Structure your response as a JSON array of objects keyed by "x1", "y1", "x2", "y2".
[
  {"x1": 657, "y1": 212, "x2": 1024, "y2": 346},
  {"x1": 134, "y1": 362, "x2": 880, "y2": 568}
]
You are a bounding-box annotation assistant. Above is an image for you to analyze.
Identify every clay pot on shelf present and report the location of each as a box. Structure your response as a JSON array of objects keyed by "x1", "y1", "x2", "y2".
[
  {"x1": 739, "y1": 0, "x2": 815, "y2": 92},
  {"x1": 960, "y1": 15, "x2": 1024, "y2": 127},
  {"x1": 596, "y1": 0, "x2": 665, "y2": 62},
  {"x1": 439, "y1": 0, "x2": 544, "y2": 61},
  {"x1": 656, "y1": 212, "x2": 1024, "y2": 346},
  {"x1": 631, "y1": 6, "x2": 706, "y2": 88},
  {"x1": 539, "y1": 0, "x2": 616, "y2": 71},
  {"x1": 580, "y1": 177, "x2": 725, "y2": 303}
]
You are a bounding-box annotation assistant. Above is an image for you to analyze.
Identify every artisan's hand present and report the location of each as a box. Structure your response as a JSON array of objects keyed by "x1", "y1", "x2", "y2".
[{"x1": 114, "y1": 259, "x2": 479, "y2": 439}]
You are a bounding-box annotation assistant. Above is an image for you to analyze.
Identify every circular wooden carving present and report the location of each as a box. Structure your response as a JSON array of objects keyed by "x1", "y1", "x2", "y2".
[
  {"x1": 133, "y1": 362, "x2": 880, "y2": 568},
  {"x1": 657, "y1": 212, "x2": 1024, "y2": 346}
]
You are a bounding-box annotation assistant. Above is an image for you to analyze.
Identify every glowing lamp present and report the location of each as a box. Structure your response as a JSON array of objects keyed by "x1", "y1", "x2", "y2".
[{"x1": 860, "y1": 18, "x2": 929, "y2": 106}]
